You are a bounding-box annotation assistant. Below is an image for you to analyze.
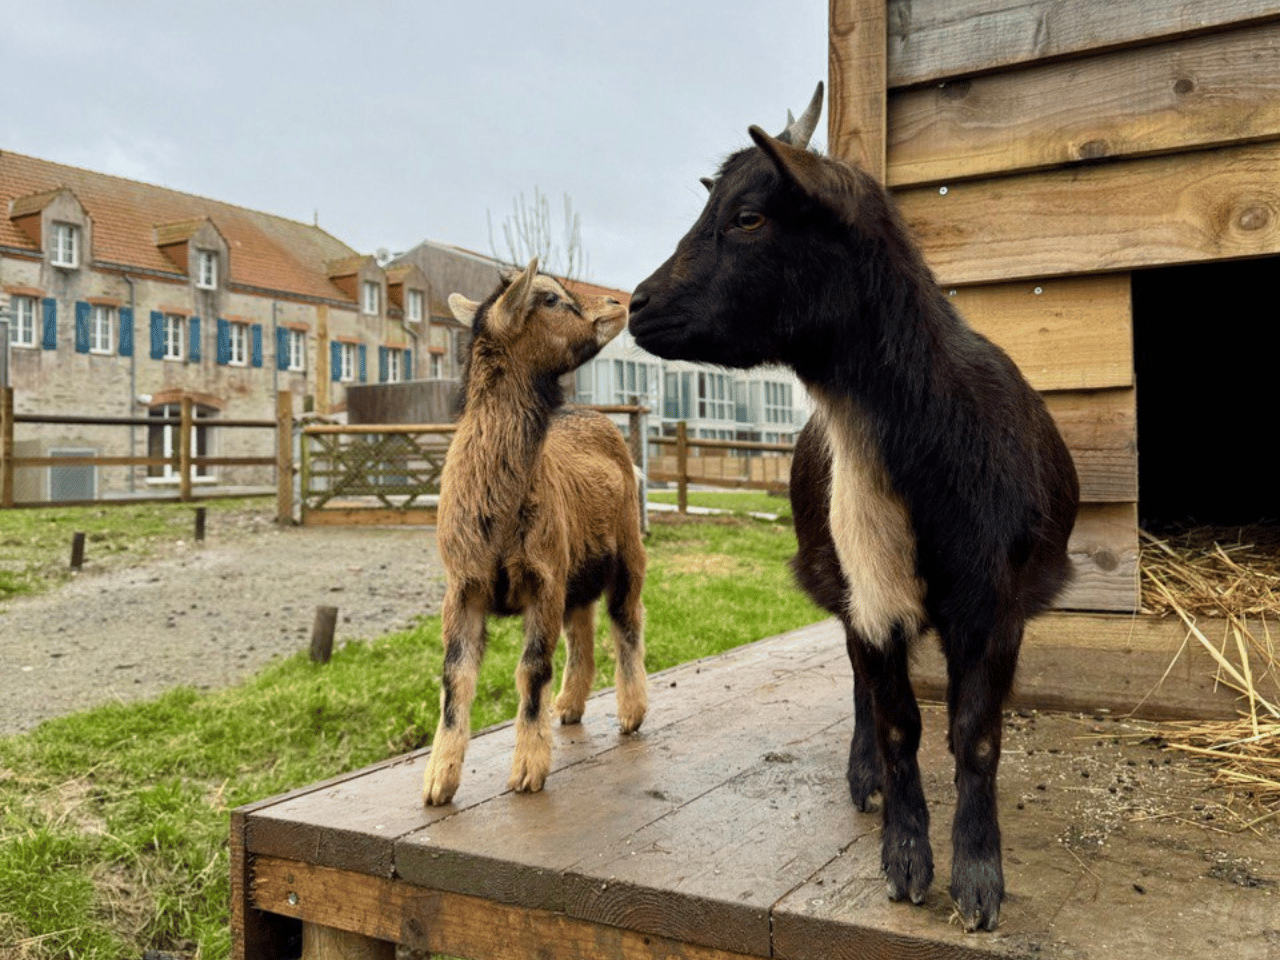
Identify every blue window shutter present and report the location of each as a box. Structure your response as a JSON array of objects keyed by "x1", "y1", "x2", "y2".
[
  {"x1": 41, "y1": 298, "x2": 57, "y2": 350},
  {"x1": 74, "y1": 301, "x2": 91, "y2": 353},
  {"x1": 118, "y1": 307, "x2": 133, "y2": 357},
  {"x1": 330, "y1": 340, "x2": 341, "y2": 382},
  {"x1": 378, "y1": 346, "x2": 388, "y2": 383},
  {"x1": 403, "y1": 349, "x2": 411, "y2": 379},
  {"x1": 189, "y1": 316, "x2": 201, "y2": 362},
  {"x1": 150, "y1": 311, "x2": 165, "y2": 359},
  {"x1": 216, "y1": 318, "x2": 230, "y2": 365},
  {"x1": 276, "y1": 326, "x2": 289, "y2": 371},
  {"x1": 251, "y1": 323, "x2": 263, "y2": 368},
  {"x1": 358, "y1": 344, "x2": 367, "y2": 382}
]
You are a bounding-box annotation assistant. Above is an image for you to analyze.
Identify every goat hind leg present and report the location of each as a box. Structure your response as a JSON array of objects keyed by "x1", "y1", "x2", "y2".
[
  {"x1": 608, "y1": 564, "x2": 647, "y2": 734},
  {"x1": 423, "y1": 586, "x2": 487, "y2": 806},
  {"x1": 944, "y1": 620, "x2": 1022, "y2": 932},
  {"x1": 555, "y1": 602, "x2": 596, "y2": 725},
  {"x1": 509, "y1": 599, "x2": 562, "y2": 793}
]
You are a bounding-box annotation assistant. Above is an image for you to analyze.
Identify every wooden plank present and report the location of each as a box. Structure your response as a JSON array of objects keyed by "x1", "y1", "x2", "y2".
[
  {"x1": 300, "y1": 506, "x2": 439, "y2": 527},
  {"x1": 771, "y1": 706, "x2": 1280, "y2": 960},
  {"x1": 949, "y1": 274, "x2": 1132, "y2": 392},
  {"x1": 888, "y1": 22, "x2": 1280, "y2": 187},
  {"x1": 252, "y1": 856, "x2": 762, "y2": 960},
  {"x1": 828, "y1": 0, "x2": 887, "y2": 181},
  {"x1": 246, "y1": 622, "x2": 849, "y2": 875},
  {"x1": 1044, "y1": 389, "x2": 1137, "y2": 505},
  {"x1": 393, "y1": 641, "x2": 853, "y2": 951},
  {"x1": 884, "y1": 0, "x2": 1280, "y2": 87},
  {"x1": 899, "y1": 140, "x2": 1280, "y2": 285},
  {"x1": 1062, "y1": 501, "x2": 1139, "y2": 613}
]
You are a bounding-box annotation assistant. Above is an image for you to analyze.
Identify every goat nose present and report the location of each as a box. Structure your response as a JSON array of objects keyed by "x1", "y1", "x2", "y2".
[
  {"x1": 629, "y1": 291, "x2": 649, "y2": 315},
  {"x1": 606, "y1": 296, "x2": 621, "y2": 306}
]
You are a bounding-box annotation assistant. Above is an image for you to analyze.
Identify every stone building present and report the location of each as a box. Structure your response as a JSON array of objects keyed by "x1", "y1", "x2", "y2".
[{"x1": 0, "y1": 150, "x2": 429, "y2": 501}]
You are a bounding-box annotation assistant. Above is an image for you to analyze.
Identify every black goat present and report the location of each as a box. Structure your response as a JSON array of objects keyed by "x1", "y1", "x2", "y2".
[{"x1": 628, "y1": 85, "x2": 1079, "y2": 931}]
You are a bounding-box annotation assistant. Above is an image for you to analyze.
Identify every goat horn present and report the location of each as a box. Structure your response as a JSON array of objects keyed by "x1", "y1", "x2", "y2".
[{"x1": 779, "y1": 81, "x2": 824, "y2": 149}]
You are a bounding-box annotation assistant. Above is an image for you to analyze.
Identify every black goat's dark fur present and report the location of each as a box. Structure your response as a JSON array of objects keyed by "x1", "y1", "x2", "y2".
[{"x1": 629, "y1": 122, "x2": 1079, "y2": 931}]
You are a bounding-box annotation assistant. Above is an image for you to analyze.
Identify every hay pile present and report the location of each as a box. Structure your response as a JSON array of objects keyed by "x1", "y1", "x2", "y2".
[{"x1": 1140, "y1": 525, "x2": 1280, "y2": 821}]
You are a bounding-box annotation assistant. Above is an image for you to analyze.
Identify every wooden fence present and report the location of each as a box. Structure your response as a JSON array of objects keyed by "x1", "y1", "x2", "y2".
[
  {"x1": 0, "y1": 387, "x2": 291, "y2": 518},
  {"x1": 650, "y1": 421, "x2": 794, "y2": 513}
]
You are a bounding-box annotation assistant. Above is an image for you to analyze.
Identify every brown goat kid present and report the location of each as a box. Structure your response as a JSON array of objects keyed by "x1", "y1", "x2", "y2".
[{"x1": 422, "y1": 260, "x2": 647, "y2": 807}]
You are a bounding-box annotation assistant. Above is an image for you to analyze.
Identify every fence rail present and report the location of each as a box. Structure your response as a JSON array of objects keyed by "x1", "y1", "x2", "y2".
[
  {"x1": 0, "y1": 387, "x2": 290, "y2": 515},
  {"x1": 2, "y1": 385, "x2": 796, "y2": 522}
]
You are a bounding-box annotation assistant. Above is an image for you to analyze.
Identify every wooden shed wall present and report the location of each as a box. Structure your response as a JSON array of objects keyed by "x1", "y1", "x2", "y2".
[{"x1": 829, "y1": 0, "x2": 1280, "y2": 613}]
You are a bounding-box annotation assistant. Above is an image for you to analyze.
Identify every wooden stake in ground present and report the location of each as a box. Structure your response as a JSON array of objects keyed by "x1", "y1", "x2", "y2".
[
  {"x1": 194, "y1": 507, "x2": 207, "y2": 543},
  {"x1": 70, "y1": 531, "x2": 86, "y2": 571},
  {"x1": 310, "y1": 606, "x2": 338, "y2": 664}
]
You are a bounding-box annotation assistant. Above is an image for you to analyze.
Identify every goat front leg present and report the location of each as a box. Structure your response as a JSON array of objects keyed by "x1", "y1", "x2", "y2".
[
  {"x1": 510, "y1": 596, "x2": 563, "y2": 793},
  {"x1": 944, "y1": 619, "x2": 1022, "y2": 932},
  {"x1": 843, "y1": 614, "x2": 882, "y2": 810},
  {"x1": 423, "y1": 584, "x2": 487, "y2": 806},
  {"x1": 554, "y1": 602, "x2": 596, "y2": 725},
  {"x1": 851, "y1": 623, "x2": 933, "y2": 906}
]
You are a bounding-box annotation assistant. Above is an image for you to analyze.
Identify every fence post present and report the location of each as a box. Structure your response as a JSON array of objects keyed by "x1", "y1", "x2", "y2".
[
  {"x1": 1, "y1": 387, "x2": 13, "y2": 508},
  {"x1": 676, "y1": 419, "x2": 688, "y2": 515},
  {"x1": 179, "y1": 396, "x2": 194, "y2": 502},
  {"x1": 276, "y1": 390, "x2": 294, "y2": 525}
]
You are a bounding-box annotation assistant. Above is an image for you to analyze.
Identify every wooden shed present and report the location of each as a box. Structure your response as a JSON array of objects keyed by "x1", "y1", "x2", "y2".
[{"x1": 827, "y1": 0, "x2": 1280, "y2": 714}]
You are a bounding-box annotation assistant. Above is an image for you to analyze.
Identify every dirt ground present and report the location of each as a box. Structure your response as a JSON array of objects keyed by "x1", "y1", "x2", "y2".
[{"x1": 0, "y1": 509, "x2": 444, "y2": 735}]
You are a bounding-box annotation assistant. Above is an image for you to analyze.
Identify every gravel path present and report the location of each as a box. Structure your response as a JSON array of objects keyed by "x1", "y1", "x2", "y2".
[{"x1": 0, "y1": 514, "x2": 444, "y2": 735}]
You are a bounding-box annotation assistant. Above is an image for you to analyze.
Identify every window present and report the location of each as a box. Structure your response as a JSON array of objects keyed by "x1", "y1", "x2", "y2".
[
  {"x1": 362, "y1": 280, "x2": 380, "y2": 315},
  {"x1": 9, "y1": 296, "x2": 36, "y2": 347},
  {"x1": 764, "y1": 381, "x2": 792, "y2": 425},
  {"x1": 430, "y1": 352, "x2": 444, "y2": 379},
  {"x1": 163, "y1": 314, "x2": 185, "y2": 360},
  {"x1": 697, "y1": 371, "x2": 732, "y2": 421},
  {"x1": 339, "y1": 342, "x2": 357, "y2": 381},
  {"x1": 407, "y1": 289, "x2": 424, "y2": 322},
  {"x1": 147, "y1": 404, "x2": 213, "y2": 481},
  {"x1": 90, "y1": 304, "x2": 114, "y2": 354},
  {"x1": 612, "y1": 359, "x2": 655, "y2": 405},
  {"x1": 51, "y1": 222, "x2": 79, "y2": 267},
  {"x1": 229, "y1": 321, "x2": 248, "y2": 365},
  {"x1": 385, "y1": 348, "x2": 404, "y2": 383},
  {"x1": 196, "y1": 250, "x2": 218, "y2": 289},
  {"x1": 287, "y1": 329, "x2": 306, "y2": 371}
]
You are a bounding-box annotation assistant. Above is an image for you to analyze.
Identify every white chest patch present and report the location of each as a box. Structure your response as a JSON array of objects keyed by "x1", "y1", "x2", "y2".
[{"x1": 814, "y1": 396, "x2": 926, "y2": 650}]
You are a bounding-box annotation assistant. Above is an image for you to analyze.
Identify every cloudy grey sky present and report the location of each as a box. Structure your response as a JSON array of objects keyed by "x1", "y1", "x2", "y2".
[{"x1": 3, "y1": 1, "x2": 828, "y2": 292}]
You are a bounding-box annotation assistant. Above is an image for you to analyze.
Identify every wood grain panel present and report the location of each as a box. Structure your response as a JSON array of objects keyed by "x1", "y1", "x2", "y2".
[
  {"x1": 828, "y1": 0, "x2": 887, "y2": 180},
  {"x1": 1045, "y1": 389, "x2": 1137, "y2": 505},
  {"x1": 1062, "y1": 501, "x2": 1139, "y2": 613},
  {"x1": 898, "y1": 141, "x2": 1280, "y2": 285},
  {"x1": 949, "y1": 274, "x2": 1132, "y2": 391},
  {"x1": 884, "y1": 0, "x2": 1280, "y2": 87},
  {"x1": 888, "y1": 22, "x2": 1280, "y2": 186}
]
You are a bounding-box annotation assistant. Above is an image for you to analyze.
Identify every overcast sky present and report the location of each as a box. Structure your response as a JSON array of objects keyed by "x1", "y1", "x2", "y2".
[{"x1": 3, "y1": 1, "x2": 828, "y2": 292}]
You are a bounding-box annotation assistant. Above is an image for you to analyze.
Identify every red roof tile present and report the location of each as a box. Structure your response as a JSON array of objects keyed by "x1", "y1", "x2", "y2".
[{"x1": 0, "y1": 150, "x2": 359, "y2": 303}]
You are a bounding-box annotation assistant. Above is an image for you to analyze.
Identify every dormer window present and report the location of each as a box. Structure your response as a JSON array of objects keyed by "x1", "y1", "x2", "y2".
[
  {"x1": 196, "y1": 249, "x2": 218, "y2": 289},
  {"x1": 407, "y1": 288, "x2": 424, "y2": 322},
  {"x1": 51, "y1": 222, "x2": 80, "y2": 267},
  {"x1": 362, "y1": 280, "x2": 380, "y2": 316}
]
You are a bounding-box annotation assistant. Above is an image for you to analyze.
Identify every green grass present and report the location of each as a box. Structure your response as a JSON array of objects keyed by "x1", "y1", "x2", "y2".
[
  {"x1": 0, "y1": 514, "x2": 820, "y2": 960},
  {"x1": 647, "y1": 488, "x2": 792, "y2": 520},
  {"x1": 0, "y1": 498, "x2": 270, "y2": 604}
]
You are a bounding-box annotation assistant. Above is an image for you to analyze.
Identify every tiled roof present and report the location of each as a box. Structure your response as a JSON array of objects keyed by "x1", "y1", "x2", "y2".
[{"x1": 0, "y1": 150, "x2": 359, "y2": 303}]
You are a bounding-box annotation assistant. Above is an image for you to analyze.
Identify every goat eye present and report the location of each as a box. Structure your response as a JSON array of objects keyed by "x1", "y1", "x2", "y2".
[
  {"x1": 543, "y1": 292, "x2": 559, "y2": 307},
  {"x1": 735, "y1": 211, "x2": 766, "y2": 232}
]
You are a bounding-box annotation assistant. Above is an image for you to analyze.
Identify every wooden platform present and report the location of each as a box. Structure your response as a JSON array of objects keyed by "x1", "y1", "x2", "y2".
[{"x1": 232, "y1": 620, "x2": 1279, "y2": 960}]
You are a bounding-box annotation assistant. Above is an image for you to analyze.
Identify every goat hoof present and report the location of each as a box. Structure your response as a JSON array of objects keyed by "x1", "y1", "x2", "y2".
[
  {"x1": 949, "y1": 854, "x2": 1003, "y2": 932},
  {"x1": 422, "y1": 764, "x2": 460, "y2": 807},
  {"x1": 553, "y1": 694, "x2": 585, "y2": 725},
  {"x1": 617, "y1": 710, "x2": 645, "y2": 735},
  {"x1": 507, "y1": 767, "x2": 548, "y2": 794},
  {"x1": 882, "y1": 828, "x2": 934, "y2": 906}
]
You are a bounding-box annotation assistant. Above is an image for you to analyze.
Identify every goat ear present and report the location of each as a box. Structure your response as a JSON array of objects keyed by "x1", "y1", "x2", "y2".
[
  {"x1": 489, "y1": 257, "x2": 539, "y2": 336},
  {"x1": 749, "y1": 125, "x2": 852, "y2": 216},
  {"x1": 448, "y1": 293, "x2": 480, "y2": 325}
]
